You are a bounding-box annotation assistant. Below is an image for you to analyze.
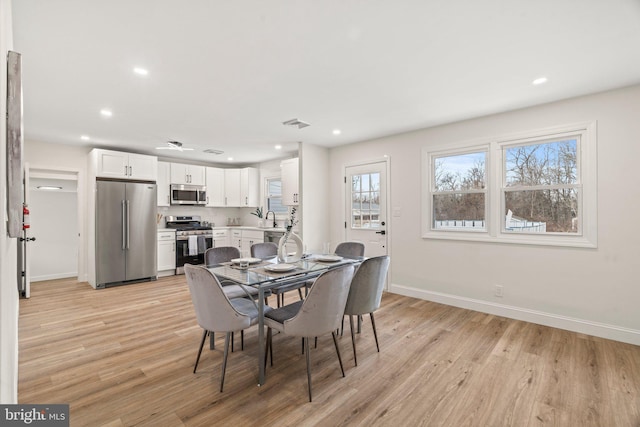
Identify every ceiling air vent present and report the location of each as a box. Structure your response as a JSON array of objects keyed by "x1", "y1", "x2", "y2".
[
  {"x1": 203, "y1": 149, "x2": 224, "y2": 155},
  {"x1": 282, "y1": 118, "x2": 310, "y2": 129}
]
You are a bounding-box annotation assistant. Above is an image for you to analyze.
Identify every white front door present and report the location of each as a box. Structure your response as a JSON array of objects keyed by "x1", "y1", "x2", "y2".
[{"x1": 345, "y1": 160, "x2": 388, "y2": 258}]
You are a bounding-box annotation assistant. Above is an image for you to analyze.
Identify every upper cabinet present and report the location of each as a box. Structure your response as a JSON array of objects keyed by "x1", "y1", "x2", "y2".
[
  {"x1": 205, "y1": 167, "x2": 225, "y2": 207},
  {"x1": 170, "y1": 163, "x2": 205, "y2": 185},
  {"x1": 92, "y1": 149, "x2": 157, "y2": 181},
  {"x1": 240, "y1": 167, "x2": 259, "y2": 207},
  {"x1": 223, "y1": 167, "x2": 259, "y2": 207},
  {"x1": 91, "y1": 148, "x2": 158, "y2": 181},
  {"x1": 281, "y1": 158, "x2": 299, "y2": 205},
  {"x1": 157, "y1": 162, "x2": 171, "y2": 206}
]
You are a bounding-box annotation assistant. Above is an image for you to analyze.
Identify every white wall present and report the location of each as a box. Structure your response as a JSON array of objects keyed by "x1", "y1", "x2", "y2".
[
  {"x1": 301, "y1": 143, "x2": 330, "y2": 253},
  {"x1": 29, "y1": 190, "x2": 78, "y2": 281},
  {"x1": 329, "y1": 84, "x2": 640, "y2": 345},
  {"x1": 0, "y1": 0, "x2": 18, "y2": 403},
  {"x1": 24, "y1": 139, "x2": 90, "y2": 281}
]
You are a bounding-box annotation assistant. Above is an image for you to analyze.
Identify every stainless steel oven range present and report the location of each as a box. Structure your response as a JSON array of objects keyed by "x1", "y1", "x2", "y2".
[{"x1": 165, "y1": 215, "x2": 213, "y2": 274}]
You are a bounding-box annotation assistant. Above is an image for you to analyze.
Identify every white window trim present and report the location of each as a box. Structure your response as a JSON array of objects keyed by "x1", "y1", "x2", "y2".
[{"x1": 422, "y1": 121, "x2": 597, "y2": 248}]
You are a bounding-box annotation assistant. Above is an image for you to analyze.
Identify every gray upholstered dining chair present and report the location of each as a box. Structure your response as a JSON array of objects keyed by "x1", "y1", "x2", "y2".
[
  {"x1": 343, "y1": 255, "x2": 390, "y2": 366},
  {"x1": 250, "y1": 242, "x2": 278, "y2": 259},
  {"x1": 264, "y1": 264, "x2": 355, "y2": 402},
  {"x1": 334, "y1": 241, "x2": 365, "y2": 258},
  {"x1": 184, "y1": 264, "x2": 272, "y2": 391},
  {"x1": 252, "y1": 241, "x2": 305, "y2": 307}
]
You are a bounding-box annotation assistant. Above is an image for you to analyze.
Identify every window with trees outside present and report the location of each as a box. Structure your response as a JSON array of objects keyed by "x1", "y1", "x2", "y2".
[
  {"x1": 423, "y1": 122, "x2": 597, "y2": 247},
  {"x1": 266, "y1": 178, "x2": 288, "y2": 215}
]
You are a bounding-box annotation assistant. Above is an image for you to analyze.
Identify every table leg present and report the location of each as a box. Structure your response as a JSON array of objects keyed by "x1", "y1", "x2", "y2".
[{"x1": 258, "y1": 285, "x2": 265, "y2": 386}]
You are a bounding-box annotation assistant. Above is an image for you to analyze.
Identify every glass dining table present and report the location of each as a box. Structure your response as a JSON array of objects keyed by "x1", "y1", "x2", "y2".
[{"x1": 207, "y1": 255, "x2": 362, "y2": 386}]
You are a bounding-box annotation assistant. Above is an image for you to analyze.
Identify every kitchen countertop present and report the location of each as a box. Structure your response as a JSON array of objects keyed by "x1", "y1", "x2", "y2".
[{"x1": 157, "y1": 226, "x2": 288, "y2": 232}]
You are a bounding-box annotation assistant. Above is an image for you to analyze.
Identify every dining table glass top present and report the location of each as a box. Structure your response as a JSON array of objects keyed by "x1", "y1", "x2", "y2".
[{"x1": 207, "y1": 255, "x2": 361, "y2": 287}]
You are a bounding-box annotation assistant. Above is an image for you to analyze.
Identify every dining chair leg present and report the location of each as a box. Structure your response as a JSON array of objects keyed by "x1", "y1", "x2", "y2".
[
  {"x1": 332, "y1": 331, "x2": 345, "y2": 377},
  {"x1": 297, "y1": 288, "x2": 303, "y2": 300},
  {"x1": 231, "y1": 332, "x2": 235, "y2": 352},
  {"x1": 194, "y1": 329, "x2": 208, "y2": 373},
  {"x1": 241, "y1": 330, "x2": 244, "y2": 351},
  {"x1": 304, "y1": 337, "x2": 312, "y2": 402},
  {"x1": 209, "y1": 331, "x2": 215, "y2": 350},
  {"x1": 370, "y1": 312, "x2": 380, "y2": 352},
  {"x1": 349, "y1": 315, "x2": 358, "y2": 366},
  {"x1": 220, "y1": 332, "x2": 231, "y2": 392}
]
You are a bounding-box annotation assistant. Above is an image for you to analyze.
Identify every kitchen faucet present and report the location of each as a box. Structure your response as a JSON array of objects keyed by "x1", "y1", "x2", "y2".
[{"x1": 265, "y1": 211, "x2": 277, "y2": 228}]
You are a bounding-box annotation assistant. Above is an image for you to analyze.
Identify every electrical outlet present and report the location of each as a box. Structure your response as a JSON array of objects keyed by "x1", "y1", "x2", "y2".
[{"x1": 494, "y1": 285, "x2": 504, "y2": 297}]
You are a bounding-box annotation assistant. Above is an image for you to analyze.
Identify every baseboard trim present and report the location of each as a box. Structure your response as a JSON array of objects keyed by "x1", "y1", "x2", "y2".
[
  {"x1": 31, "y1": 272, "x2": 78, "y2": 282},
  {"x1": 390, "y1": 283, "x2": 640, "y2": 346}
]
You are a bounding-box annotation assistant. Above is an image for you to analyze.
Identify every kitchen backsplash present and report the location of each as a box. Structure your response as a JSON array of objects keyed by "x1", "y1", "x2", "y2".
[{"x1": 156, "y1": 205, "x2": 288, "y2": 228}]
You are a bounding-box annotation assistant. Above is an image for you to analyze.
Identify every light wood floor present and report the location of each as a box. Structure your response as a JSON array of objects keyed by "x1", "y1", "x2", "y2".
[{"x1": 18, "y1": 276, "x2": 640, "y2": 426}]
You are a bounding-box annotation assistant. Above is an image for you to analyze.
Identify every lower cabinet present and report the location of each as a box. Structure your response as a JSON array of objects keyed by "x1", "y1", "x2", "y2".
[
  {"x1": 230, "y1": 229, "x2": 264, "y2": 255},
  {"x1": 157, "y1": 230, "x2": 176, "y2": 277},
  {"x1": 212, "y1": 229, "x2": 229, "y2": 248}
]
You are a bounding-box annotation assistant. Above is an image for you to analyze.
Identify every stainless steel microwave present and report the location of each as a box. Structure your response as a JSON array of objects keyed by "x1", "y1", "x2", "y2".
[{"x1": 170, "y1": 184, "x2": 207, "y2": 205}]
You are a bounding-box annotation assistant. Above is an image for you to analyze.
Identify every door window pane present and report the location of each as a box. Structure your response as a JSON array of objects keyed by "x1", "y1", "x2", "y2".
[{"x1": 351, "y1": 172, "x2": 381, "y2": 229}]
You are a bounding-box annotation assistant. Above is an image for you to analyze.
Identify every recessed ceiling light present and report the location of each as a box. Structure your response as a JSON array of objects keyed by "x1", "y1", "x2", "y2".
[
  {"x1": 227, "y1": 157, "x2": 234, "y2": 162},
  {"x1": 333, "y1": 129, "x2": 342, "y2": 135},
  {"x1": 274, "y1": 145, "x2": 282, "y2": 150},
  {"x1": 133, "y1": 67, "x2": 149, "y2": 76},
  {"x1": 80, "y1": 135, "x2": 90, "y2": 141},
  {"x1": 37, "y1": 186, "x2": 62, "y2": 190},
  {"x1": 100, "y1": 109, "x2": 113, "y2": 117},
  {"x1": 532, "y1": 77, "x2": 548, "y2": 85}
]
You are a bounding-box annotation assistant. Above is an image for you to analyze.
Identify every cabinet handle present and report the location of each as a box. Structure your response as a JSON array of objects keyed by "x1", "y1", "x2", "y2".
[
  {"x1": 172, "y1": 243, "x2": 175, "y2": 252},
  {"x1": 124, "y1": 166, "x2": 128, "y2": 176},
  {"x1": 167, "y1": 195, "x2": 170, "y2": 204},
  {"x1": 129, "y1": 166, "x2": 133, "y2": 176},
  {"x1": 245, "y1": 196, "x2": 248, "y2": 205},
  {"x1": 206, "y1": 196, "x2": 209, "y2": 204}
]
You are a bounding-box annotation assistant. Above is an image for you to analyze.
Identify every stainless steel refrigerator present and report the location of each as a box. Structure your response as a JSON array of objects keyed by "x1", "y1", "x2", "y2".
[{"x1": 96, "y1": 180, "x2": 157, "y2": 288}]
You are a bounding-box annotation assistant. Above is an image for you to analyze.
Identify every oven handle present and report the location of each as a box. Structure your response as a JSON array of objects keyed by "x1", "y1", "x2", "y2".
[{"x1": 176, "y1": 234, "x2": 214, "y2": 241}]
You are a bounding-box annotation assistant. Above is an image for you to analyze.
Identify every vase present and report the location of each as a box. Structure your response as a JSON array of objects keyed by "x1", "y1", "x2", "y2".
[{"x1": 277, "y1": 232, "x2": 303, "y2": 263}]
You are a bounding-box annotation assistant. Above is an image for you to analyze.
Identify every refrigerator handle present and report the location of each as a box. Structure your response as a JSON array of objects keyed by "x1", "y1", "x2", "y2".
[
  {"x1": 126, "y1": 200, "x2": 131, "y2": 249},
  {"x1": 121, "y1": 200, "x2": 126, "y2": 249}
]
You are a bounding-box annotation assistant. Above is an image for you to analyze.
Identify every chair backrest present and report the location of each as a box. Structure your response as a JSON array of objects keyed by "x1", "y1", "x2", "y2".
[
  {"x1": 335, "y1": 241, "x2": 365, "y2": 258},
  {"x1": 344, "y1": 256, "x2": 390, "y2": 316},
  {"x1": 205, "y1": 246, "x2": 241, "y2": 266},
  {"x1": 251, "y1": 242, "x2": 278, "y2": 259},
  {"x1": 184, "y1": 264, "x2": 253, "y2": 332},
  {"x1": 283, "y1": 264, "x2": 355, "y2": 337}
]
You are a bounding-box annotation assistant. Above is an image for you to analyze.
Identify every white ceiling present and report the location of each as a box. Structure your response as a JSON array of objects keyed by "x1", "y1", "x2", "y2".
[{"x1": 11, "y1": 0, "x2": 640, "y2": 164}]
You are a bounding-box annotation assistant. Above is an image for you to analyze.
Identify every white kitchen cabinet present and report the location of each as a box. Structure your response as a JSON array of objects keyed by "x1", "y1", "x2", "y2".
[
  {"x1": 222, "y1": 168, "x2": 259, "y2": 207},
  {"x1": 205, "y1": 167, "x2": 225, "y2": 207},
  {"x1": 224, "y1": 169, "x2": 242, "y2": 206},
  {"x1": 92, "y1": 149, "x2": 157, "y2": 181},
  {"x1": 211, "y1": 229, "x2": 229, "y2": 248},
  {"x1": 281, "y1": 158, "x2": 299, "y2": 205},
  {"x1": 170, "y1": 163, "x2": 206, "y2": 185},
  {"x1": 157, "y1": 161, "x2": 171, "y2": 206},
  {"x1": 241, "y1": 230, "x2": 264, "y2": 254},
  {"x1": 230, "y1": 229, "x2": 243, "y2": 251},
  {"x1": 240, "y1": 167, "x2": 260, "y2": 207},
  {"x1": 157, "y1": 230, "x2": 176, "y2": 277}
]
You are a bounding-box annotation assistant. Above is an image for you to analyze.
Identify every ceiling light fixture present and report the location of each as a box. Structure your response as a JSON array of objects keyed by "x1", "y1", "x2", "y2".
[
  {"x1": 227, "y1": 157, "x2": 234, "y2": 162},
  {"x1": 282, "y1": 118, "x2": 310, "y2": 129},
  {"x1": 332, "y1": 129, "x2": 342, "y2": 135},
  {"x1": 81, "y1": 135, "x2": 90, "y2": 141},
  {"x1": 100, "y1": 109, "x2": 113, "y2": 117},
  {"x1": 37, "y1": 186, "x2": 62, "y2": 190},
  {"x1": 274, "y1": 145, "x2": 282, "y2": 150},
  {"x1": 532, "y1": 77, "x2": 548, "y2": 85},
  {"x1": 133, "y1": 67, "x2": 149, "y2": 76},
  {"x1": 155, "y1": 141, "x2": 194, "y2": 151},
  {"x1": 203, "y1": 148, "x2": 224, "y2": 155}
]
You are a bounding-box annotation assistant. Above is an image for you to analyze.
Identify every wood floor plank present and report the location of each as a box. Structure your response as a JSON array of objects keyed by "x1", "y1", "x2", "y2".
[{"x1": 18, "y1": 276, "x2": 640, "y2": 426}]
